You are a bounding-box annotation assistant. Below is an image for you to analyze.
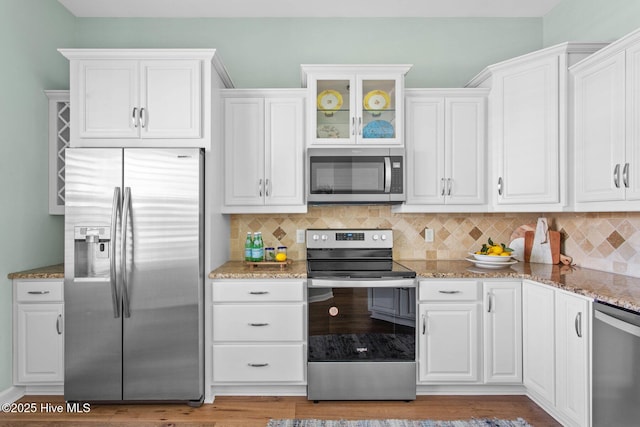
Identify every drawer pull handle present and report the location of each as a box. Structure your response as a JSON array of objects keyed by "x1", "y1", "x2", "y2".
[
  {"x1": 438, "y1": 290, "x2": 460, "y2": 294},
  {"x1": 248, "y1": 363, "x2": 269, "y2": 367},
  {"x1": 27, "y1": 291, "x2": 50, "y2": 295},
  {"x1": 249, "y1": 291, "x2": 269, "y2": 295},
  {"x1": 249, "y1": 323, "x2": 269, "y2": 327}
]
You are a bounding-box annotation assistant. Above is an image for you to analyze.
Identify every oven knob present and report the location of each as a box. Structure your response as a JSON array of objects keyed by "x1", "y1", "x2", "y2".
[
  {"x1": 312, "y1": 234, "x2": 319, "y2": 241},
  {"x1": 372, "y1": 234, "x2": 379, "y2": 241},
  {"x1": 321, "y1": 234, "x2": 328, "y2": 241},
  {"x1": 381, "y1": 234, "x2": 387, "y2": 241}
]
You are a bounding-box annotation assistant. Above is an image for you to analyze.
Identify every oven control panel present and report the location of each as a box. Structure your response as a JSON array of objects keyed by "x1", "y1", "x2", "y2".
[{"x1": 306, "y1": 229, "x2": 393, "y2": 248}]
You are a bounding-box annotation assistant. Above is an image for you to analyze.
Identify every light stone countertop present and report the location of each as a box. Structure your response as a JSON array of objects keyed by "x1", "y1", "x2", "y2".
[
  {"x1": 7, "y1": 264, "x2": 64, "y2": 279},
  {"x1": 209, "y1": 259, "x2": 640, "y2": 312},
  {"x1": 9, "y1": 260, "x2": 640, "y2": 312}
]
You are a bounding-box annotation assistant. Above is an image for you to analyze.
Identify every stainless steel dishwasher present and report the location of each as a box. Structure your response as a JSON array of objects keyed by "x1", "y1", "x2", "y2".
[{"x1": 593, "y1": 301, "x2": 640, "y2": 426}]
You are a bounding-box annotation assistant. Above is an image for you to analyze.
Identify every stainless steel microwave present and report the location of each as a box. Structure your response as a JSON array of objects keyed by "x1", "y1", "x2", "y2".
[{"x1": 307, "y1": 147, "x2": 405, "y2": 204}]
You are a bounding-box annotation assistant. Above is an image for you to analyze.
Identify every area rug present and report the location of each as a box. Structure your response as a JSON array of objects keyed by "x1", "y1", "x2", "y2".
[{"x1": 267, "y1": 419, "x2": 532, "y2": 427}]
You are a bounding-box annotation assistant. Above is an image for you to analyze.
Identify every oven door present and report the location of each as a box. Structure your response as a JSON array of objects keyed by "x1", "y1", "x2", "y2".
[{"x1": 308, "y1": 279, "x2": 416, "y2": 362}]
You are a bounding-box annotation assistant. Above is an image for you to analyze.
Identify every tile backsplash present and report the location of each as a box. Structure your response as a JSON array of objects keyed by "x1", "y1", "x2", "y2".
[{"x1": 230, "y1": 207, "x2": 640, "y2": 277}]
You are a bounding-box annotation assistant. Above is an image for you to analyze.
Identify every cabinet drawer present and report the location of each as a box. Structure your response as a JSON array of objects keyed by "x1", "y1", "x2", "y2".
[
  {"x1": 213, "y1": 304, "x2": 304, "y2": 342},
  {"x1": 420, "y1": 281, "x2": 479, "y2": 301},
  {"x1": 212, "y1": 280, "x2": 304, "y2": 302},
  {"x1": 16, "y1": 281, "x2": 63, "y2": 302},
  {"x1": 212, "y1": 344, "x2": 305, "y2": 383}
]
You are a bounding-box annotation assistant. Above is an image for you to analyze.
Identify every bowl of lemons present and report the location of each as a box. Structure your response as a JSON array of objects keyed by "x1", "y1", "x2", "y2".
[{"x1": 467, "y1": 239, "x2": 517, "y2": 268}]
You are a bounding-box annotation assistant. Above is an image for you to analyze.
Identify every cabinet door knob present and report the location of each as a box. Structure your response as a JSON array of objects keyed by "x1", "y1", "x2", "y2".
[
  {"x1": 258, "y1": 179, "x2": 263, "y2": 197},
  {"x1": 497, "y1": 177, "x2": 503, "y2": 196},
  {"x1": 623, "y1": 163, "x2": 630, "y2": 188},
  {"x1": 614, "y1": 164, "x2": 621, "y2": 188},
  {"x1": 447, "y1": 178, "x2": 452, "y2": 196}
]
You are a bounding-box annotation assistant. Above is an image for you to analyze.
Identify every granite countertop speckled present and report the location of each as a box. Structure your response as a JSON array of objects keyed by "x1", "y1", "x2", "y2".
[
  {"x1": 7, "y1": 264, "x2": 64, "y2": 279},
  {"x1": 208, "y1": 260, "x2": 307, "y2": 279},
  {"x1": 209, "y1": 259, "x2": 640, "y2": 312},
  {"x1": 9, "y1": 260, "x2": 640, "y2": 312}
]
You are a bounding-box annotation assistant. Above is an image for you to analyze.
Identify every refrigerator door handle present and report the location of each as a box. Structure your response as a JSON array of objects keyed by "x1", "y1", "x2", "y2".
[
  {"x1": 121, "y1": 187, "x2": 132, "y2": 318},
  {"x1": 110, "y1": 187, "x2": 121, "y2": 318}
]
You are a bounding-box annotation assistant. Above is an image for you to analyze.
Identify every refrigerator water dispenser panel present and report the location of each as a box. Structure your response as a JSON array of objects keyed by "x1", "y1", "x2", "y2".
[{"x1": 74, "y1": 226, "x2": 111, "y2": 278}]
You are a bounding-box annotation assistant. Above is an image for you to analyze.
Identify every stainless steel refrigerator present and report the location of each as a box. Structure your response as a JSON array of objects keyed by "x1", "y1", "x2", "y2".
[{"x1": 64, "y1": 147, "x2": 204, "y2": 404}]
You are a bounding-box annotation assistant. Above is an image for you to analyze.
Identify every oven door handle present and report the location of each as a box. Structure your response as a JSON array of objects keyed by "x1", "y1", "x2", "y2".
[{"x1": 308, "y1": 278, "x2": 415, "y2": 288}]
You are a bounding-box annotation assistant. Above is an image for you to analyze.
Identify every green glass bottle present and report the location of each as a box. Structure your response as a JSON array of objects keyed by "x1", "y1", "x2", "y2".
[{"x1": 244, "y1": 232, "x2": 253, "y2": 261}]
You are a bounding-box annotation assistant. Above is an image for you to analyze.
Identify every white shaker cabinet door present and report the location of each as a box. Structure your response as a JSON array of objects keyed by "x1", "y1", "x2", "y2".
[
  {"x1": 223, "y1": 97, "x2": 266, "y2": 206},
  {"x1": 264, "y1": 97, "x2": 305, "y2": 206},
  {"x1": 522, "y1": 281, "x2": 556, "y2": 404},
  {"x1": 139, "y1": 60, "x2": 202, "y2": 139},
  {"x1": 16, "y1": 304, "x2": 64, "y2": 384},
  {"x1": 493, "y1": 55, "x2": 560, "y2": 205},
  {"x1": 446, "y1": 97, "x2": 485, "y2": 205},
  {"x1": 77, "y1": 60, "x2": 139, "y2": 139},
  {"x1": 483, "y1": 281, "x2": 522, "y2": 384},
  {"x1": 555, "y1": 292, "x2": 591, "y2": 427},
  {"x1": 418, "y1": 303, "x2": 479, "y2": 383},
  {"x1": 574, "y1": 50, "x2": 626, "y2": 203},
  {"x1": 626, "y1": 42, "x2": 640, "y2": 201},
  {"x1": 405, "y1": 96, "x2": 445, "y2": 204}
]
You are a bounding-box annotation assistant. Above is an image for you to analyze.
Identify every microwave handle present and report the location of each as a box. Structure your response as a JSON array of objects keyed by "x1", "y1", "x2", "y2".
[{"x1": 384, "y1": 157, "x2": 392, "y2": 193}]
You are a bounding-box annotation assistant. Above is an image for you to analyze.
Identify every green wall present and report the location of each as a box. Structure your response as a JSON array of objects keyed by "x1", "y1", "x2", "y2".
[
  {"x1": 75, "y1": 18, "x2": 542, "y2": 88},
  {"x1": 544, "y1": 0, "x2": 640, "y2": 45},
  {"x1": 0, "y1": 0, "x2": 74, "y2": 392}
]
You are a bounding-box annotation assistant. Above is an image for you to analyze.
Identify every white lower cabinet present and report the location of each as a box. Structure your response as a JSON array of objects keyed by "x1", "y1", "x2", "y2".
[
  {"x1": 555, "y1": 290, "x2": 591, "y2": 427},
  {"x1": 211, "y1": 279, "x2": 306, "y2": 389},
  {"x1": 13, "y1": 280, "x2": 64, "y2": 385},
  {"x1": 418, "y1": 279, "x2": 522, "y2": 386},
  {"x1": 418, "y1": 280, "x2": 480, "y2": 383},
  {"x1": 483, "y1": 281, "x2": 522, "y2": 384},
  {"x1": 523, "y1": 281, "x2": 556, "y2": 402},
  {"x1": 523, "y1": 280, "x2": 591, "y2": 427}
]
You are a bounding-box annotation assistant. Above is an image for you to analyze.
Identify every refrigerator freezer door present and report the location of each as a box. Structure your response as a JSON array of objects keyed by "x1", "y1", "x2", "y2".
[
  {"x1": 122, "y1": 148, "x2": 203, "y2": 401},
  {"x1": 64, "y1": 148, "x2": 124, "y2": 401}
]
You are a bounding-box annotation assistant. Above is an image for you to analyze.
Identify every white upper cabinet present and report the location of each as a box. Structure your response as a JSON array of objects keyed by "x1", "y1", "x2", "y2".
[
  {"x1": 467, "y1": 43, "x2": 607, "y2": 211},
  {"x1": 301, "y1": 65, "x2": 411, "y2": 146},
  {"x1": 222, "y1": 89, "x2": 306, "y2": 213},
  {"x1": 59, "y1": 49, "x2": 233, "y2": 149},
  {"x1": 572, "y1": 28, "x2": 640, "y2": 210},
  {"x1": 399, "y1": 89, "x2": 487, "y2": 212}
]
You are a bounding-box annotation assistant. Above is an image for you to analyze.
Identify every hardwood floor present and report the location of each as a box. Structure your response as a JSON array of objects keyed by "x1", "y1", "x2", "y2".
[{"x1": 0, "y1": 395, "x2": 561, "y2": 426}]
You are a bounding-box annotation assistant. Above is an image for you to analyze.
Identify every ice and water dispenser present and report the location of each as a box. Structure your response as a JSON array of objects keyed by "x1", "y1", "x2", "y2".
[{"x1": 74, "y1": 226, "x2": 111, "y2": 278}]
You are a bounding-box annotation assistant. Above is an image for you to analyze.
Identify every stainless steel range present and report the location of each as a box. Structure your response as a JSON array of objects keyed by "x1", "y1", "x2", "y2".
[{"x1": 306, "y1": 229, "x2": 417, "y2": 401}]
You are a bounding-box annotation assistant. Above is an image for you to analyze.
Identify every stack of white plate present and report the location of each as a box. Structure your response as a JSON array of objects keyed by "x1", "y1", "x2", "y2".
[{"x1": 465, "y1": 252, "x2": 518, "y2": 269}]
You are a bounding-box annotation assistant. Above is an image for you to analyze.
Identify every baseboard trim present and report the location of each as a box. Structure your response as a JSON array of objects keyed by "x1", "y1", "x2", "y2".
[{"x1": 0, "y1": 386, "x2": 26, "y2": 404}]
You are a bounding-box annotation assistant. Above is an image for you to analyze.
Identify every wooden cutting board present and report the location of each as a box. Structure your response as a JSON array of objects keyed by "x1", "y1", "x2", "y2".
[{"x1": 524, "y1": 230, "x2": 560, "y2": 264}]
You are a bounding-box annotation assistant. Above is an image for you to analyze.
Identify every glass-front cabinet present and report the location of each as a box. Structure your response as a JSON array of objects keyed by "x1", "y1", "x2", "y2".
[{"x1": 302, "y1": 65, "x2": 412, "y2": 145}]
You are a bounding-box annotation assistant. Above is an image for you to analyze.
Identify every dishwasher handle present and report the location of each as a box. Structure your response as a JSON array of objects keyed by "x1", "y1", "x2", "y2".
[{"x1": 595, "y1": 309, "x2": 640, "y2": 338}]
